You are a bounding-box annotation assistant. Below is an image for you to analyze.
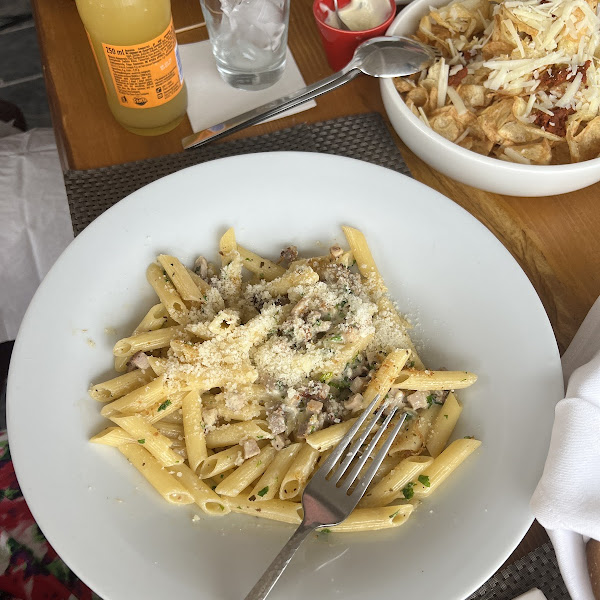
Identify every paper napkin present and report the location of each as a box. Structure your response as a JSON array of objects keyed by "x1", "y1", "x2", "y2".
[
  {"x1": 178, "y1": 41, "x2": 317, "y2": 133},
  {"x1": 531, "y1": 295, "x2": 600, "y2": 600}
]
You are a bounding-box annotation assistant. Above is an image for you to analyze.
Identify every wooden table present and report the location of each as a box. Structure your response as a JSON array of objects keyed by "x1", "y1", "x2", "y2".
[{"x1": 33, "y1": 0, "x2": 599, "y2": 586}]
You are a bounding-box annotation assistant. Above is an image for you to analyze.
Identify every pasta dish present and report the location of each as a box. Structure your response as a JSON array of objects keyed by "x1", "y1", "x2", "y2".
[{"x1": 89, "y1": 226, "x2": 480, "y2": 531}]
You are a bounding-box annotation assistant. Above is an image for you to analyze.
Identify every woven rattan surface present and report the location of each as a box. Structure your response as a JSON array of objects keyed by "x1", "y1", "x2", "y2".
[{"x1": 65, "y1": 113, "x2": 411, "y2": 236}]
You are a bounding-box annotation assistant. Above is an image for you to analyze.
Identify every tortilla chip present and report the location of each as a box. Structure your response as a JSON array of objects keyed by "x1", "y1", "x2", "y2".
[
  {"x1": 507, "y1": 139, "x2": 553, "y2": 165},
  {"x1": 459, "y1": 135, "x2": 494, "y2": 155},
  {"x1": 394, "y1": 78, "x2": 415, "y2": 94},
  {"x1": 481, "y1": 39, "x2": 514, "y2": 60},
  {"x1": 498, "y1": 121, "x2": 546, "y2": 145},
  {"x1": 477, "y1": 98, "x2": 515, "y2": 143},
  {"x1": 459, "y1": 85, "x2": 489, "y2": 108},
  {"x1": 567, "y1": 116, "x2": 600, "y2": 162},
  {"x1": 405, "y1": 86, "x2": 429, "y2": 108}
]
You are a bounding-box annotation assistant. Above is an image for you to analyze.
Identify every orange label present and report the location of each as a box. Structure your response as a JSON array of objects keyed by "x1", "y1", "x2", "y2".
[{"x1": 101, "y1": 19, "x2": 184, "y2": 109}]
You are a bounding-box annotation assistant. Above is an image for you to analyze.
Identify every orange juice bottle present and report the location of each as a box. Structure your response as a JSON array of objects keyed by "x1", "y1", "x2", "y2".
[{"x1": 75, "y1": 0, "x2": 188, "y2": 136}]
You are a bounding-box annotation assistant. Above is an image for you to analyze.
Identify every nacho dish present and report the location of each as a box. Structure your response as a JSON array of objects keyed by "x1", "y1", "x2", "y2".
[{"x1": 394, "y1": 0, "x2": 600, "y2": 164}]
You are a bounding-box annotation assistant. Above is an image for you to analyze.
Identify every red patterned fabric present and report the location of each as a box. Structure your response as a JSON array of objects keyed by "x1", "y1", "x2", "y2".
[{"x1": 0, "y1": 432, "x2": 99, "y2": 600}]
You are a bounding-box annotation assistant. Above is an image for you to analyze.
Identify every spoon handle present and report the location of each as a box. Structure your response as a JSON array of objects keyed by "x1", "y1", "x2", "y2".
[{"x1": 182, "y1": 67, "x2": 360, "y2": 150}]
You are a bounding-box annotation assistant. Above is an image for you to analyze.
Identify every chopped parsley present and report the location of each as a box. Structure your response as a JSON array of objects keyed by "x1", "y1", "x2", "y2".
[
  {"x1": 407, "y1": 360, "x2": 415, "y2": 368},
  {"x1": 402, "y1": 482, "x2": 415, "y2": 499},
  {"x1": 389, "y1": 509, "x2": 401, "y2": 519},
  {"x1": 319, "y1": 528, "x2": 331, "y2": 534},
  {"x1": 157, "y1": 399, "x2": 172, "y2": 412},
  {"x1": 444, "y1": 414, "x2": 449, "y2": 419},
  {"x1": 245, "y1": 257, "x2": 251, "y2": 261},
  {"x1": 219, "y1": 504, "x2": 225, "y2": 511},
  {"x1": 137, "y1": 439, "x2": 145, "y2": 444},
  {"x1": 257, "y1": 486, "x2": 269, "y2": 497},
  {"x1": 418, "y1": 475, "x2": 430, "y2": 487},
  {"x1": 329, "y1": 378, "x2": 350, "y2": 390},
  {"x1": 464, "y1": 435, "x2": 474, "y2": 439},
  {"x1": 426, "y1": 394, "x2": 435, "y2": 407},
  {"x1": 320, "y1": 372, "x2": 333, "y2": 382},
  {"x1": 330, "y1": 334, "x2": 343, "y2": 343}
]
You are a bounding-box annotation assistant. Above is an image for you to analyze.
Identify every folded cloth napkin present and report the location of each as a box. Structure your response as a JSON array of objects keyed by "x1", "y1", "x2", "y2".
[{"x1": 531, "y1": 295, "x2": 600, "y2": 600}]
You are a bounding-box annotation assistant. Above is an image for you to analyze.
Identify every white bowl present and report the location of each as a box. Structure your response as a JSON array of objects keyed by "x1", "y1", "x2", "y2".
[{"x1": 380, "y1": 0, "x2": 600, "y2": 196}]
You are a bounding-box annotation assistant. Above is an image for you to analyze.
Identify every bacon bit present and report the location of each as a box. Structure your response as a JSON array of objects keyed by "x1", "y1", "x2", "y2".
[
  {"x1": 462, "y1": 50, "x2": 474, "y2": 61},
  {"x1": 448, "y1": 66, "x2": 468, "y2": 87},
  {"x1": 579, "y1": 60, "x2": 591, "y2": 84},
  {"x1": 539, "y1": 60, "x2": 591, "y2": 88},
  {"x1": 533, "y1": 106, "x2": 574, "y2": 137}
]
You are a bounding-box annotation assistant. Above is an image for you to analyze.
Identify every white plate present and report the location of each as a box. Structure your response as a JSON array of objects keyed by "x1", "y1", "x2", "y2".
[{"x1": 7, "y1": 152, "x2": 562, "y2": 600}]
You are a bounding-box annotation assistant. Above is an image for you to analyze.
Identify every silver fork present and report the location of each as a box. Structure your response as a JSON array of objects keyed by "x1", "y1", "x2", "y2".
[{"x1": 244, "y1": 395, "x2": 407, "y2": 600}]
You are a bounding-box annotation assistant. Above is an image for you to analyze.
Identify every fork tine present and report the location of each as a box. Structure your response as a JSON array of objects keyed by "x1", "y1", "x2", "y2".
[
  {"x1": 338, "y1": 407, "x2": 398, "y2": 492},
  {"x1": 327, "y1": 399, "x2": 389, "y2": 485},
  {"x1": 313, "y1": 394, "x2": 380, "y2": 479},
  {"x1": 350, "y1": 412, "x2": 408, "y2": 498}
]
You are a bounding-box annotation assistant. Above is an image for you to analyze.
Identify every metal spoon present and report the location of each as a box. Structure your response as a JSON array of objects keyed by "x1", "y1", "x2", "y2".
[
  {"x1": 182, "y1": 36, "x2": 438, "y2": 150},
  {"x1": 332, "y1": 0, "x2": 351, "y2": 30}
]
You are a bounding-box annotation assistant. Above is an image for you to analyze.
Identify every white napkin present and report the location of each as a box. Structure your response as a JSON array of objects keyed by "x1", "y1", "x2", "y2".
[
  {"x1": 0, "y1": 128, "x2": 73, "y2": 343},
  {"x1": 531, "y1": 295, "x2": 600, "y2": 600},
  {"x1": 178, "y1": 41, "x2": 316, "y2": 133}
]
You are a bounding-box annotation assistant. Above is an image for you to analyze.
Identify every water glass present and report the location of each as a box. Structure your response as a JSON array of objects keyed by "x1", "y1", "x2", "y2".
[{"x1": 200, "y1": 0, "x2": 291, "y2": 91}]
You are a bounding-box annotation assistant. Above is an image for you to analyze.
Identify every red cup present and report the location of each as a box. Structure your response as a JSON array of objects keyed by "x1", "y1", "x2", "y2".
[{"x1": 312, "y1": 0, "x2": 397, "y2": 71}]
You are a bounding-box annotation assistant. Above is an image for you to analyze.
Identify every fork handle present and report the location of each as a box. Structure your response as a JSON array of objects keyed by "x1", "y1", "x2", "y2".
[{"x1": 243, "y1": 522, "x2": 316, "y2": 600}]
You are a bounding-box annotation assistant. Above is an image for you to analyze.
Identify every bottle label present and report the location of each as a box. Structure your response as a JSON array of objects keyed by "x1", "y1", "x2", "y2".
[{"x1": 100, "y1": 18, "x2": 184, "y2": 109}]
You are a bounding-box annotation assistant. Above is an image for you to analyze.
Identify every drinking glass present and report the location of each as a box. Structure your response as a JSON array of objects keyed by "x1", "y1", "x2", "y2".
[{"x1": 200, "y1": 0, "x2": 291, "y2": 91}]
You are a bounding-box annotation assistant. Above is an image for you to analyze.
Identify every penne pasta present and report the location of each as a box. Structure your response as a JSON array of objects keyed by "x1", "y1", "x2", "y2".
[
  {"x1": 89, "y1": 369, "x2": 154, "y2": 402},
  {"x1": 329, "y1": 504, "x2": 414, "y2": 532},
  {"x1": 158, "y1": 254, "x2": 203, "y2": 303},
  {"x1": 198, "y1": 445, "x2": 245, "y2": 479},
  {"x1": 170, "y1": 463, "x2": 229, "y2": 515},
  {"x1": 146, "y1": 263, "x2": 189, "y2": 323},
  {"x1": 111, "y1": 414, "x2": 184, "y2": 467},
  {"x1": 90, "y1": 227, "x2": 480, "y2": 536},
  {"x1": 361, "y1": 349, "x2": 410, "y2": 409},
  {"x1": 305, "y1": 418, "x2": 357, "y2": 452},
  {"x1": 113, "y1": 326, "x2": 184, "y2": 358},
  {"x1": 100, "y1": 376, "x2": 166, "y2": 417},
  {"x1": 223, "y1": 496, "x2": 303, "y2": 525},
  {"x1": 181, "y1": 390, "x2": 207, "y2": 472},
  {"x1": 114, "y1": 303, "x2": 168, "y2": 372},
  {"x1": 360, "y1": 455, "x2": 434, "y2": 507},
  {"x1": 248, "y1": 443, "x2": 302, "y2": 501},
  {"x1": 215, "y1": 446, "x2": 276, "y2": 497},
  {"x1": 427, "y1": 392, "x2": 463, "y2": 458},
  {"x1": 205, "y1": 420, "x2": 272, "y2": 449},
  {"x1": 412, "y1": 438, "x2": 482, "y2": 499},
  {"x1": 90, "y1": 426, "x2": 133, "y2": 446},
  {"x1": 394, "y1": 370, "x2": 478, "y2": 391},
  {"x1": 279, "y1": 443, "x2": 320, "y2": 500},
  {"x1": 237, "y1": 245, "x2": 286, "y2": 281},
  {"x1": 119, "y1": 443, "x2": 193, "y2": 505}
]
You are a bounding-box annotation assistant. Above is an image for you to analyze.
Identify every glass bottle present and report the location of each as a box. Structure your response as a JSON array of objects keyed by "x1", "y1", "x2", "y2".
[{"x1": 75, "y1": 0, "x2": 188, "y2": 136}]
